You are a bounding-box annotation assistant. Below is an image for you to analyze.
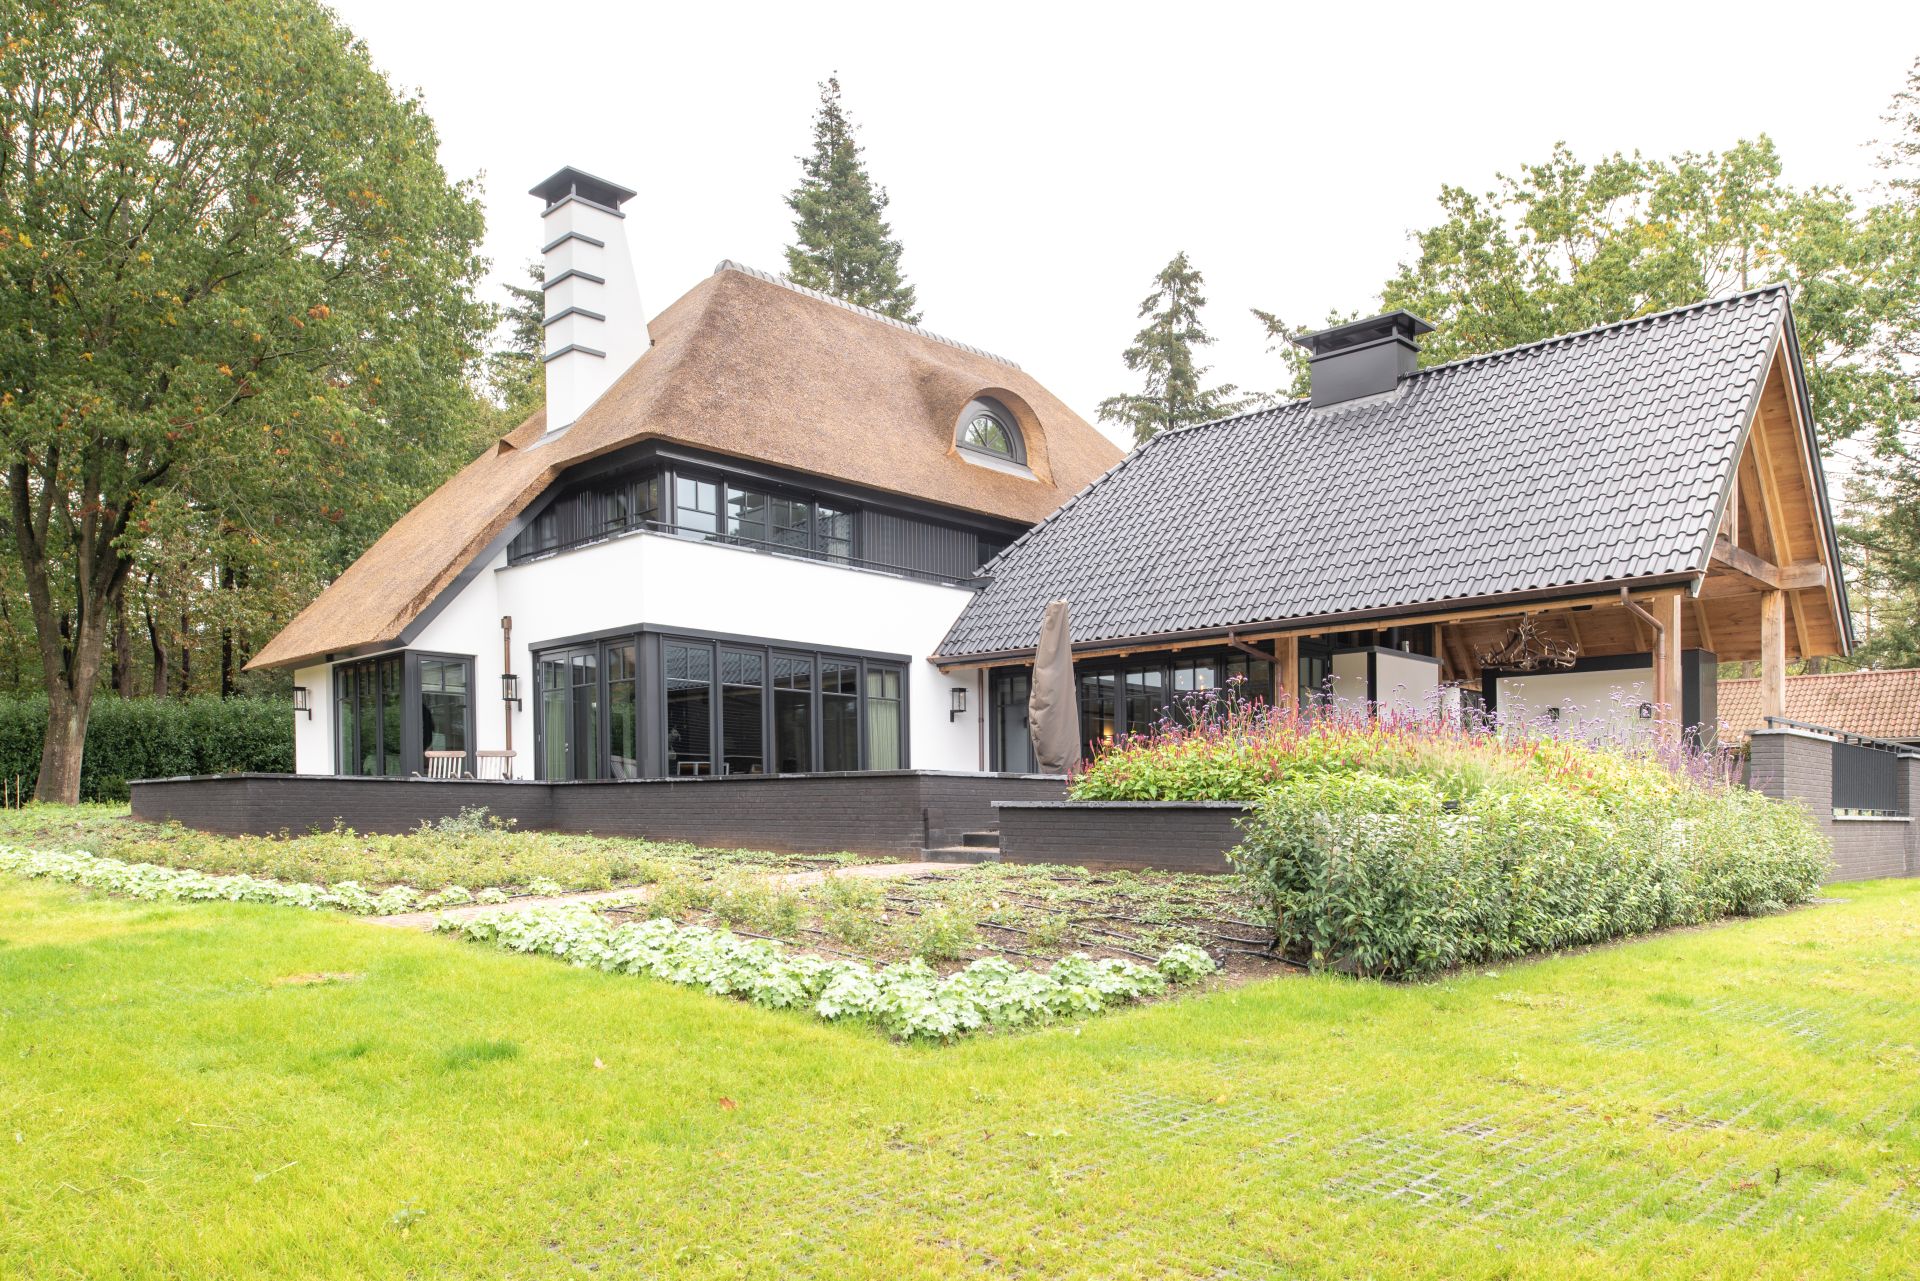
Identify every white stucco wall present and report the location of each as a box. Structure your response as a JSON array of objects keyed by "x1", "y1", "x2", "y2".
[
  {"x1": 295, "y1": 529, "x2": 987, "y2": 774},
  {"x1": 1326, "y1": 648, "x2": 1442, "y2": 716},
  {"x1": 1491, "y1": 663, "x2": 1654, "y2": 742},
  {"x1": 292, "y1": 662, "x2": 333, "y2": 775}
]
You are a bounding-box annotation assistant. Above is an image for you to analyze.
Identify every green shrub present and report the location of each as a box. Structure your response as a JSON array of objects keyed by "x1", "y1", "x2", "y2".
[
  {"x1": 0, "y1": 695, "x2": 292, "y2": 802},
  {"x1": 1234, "y1": 768, "x2": 1830, "y2": 977}
]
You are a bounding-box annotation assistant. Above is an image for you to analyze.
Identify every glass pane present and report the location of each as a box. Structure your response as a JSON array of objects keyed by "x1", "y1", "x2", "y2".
[
  {"x1": 540, "y1": 655, "x2": 569, "y2": 780},
  {"x1": 726, "y1": 487, "x2": 769, "y2": 543},
  {"x1": 1223, "y1": 655, "x2": 1272, "y2": 704},
  {"x1": 419, "y1": 658, "x2": 468, "y2": 757},
  {"x1": 607, "y1": 642, "x2": 638, "y2": 779},
  {"x1": 991, "y1": 670, "x2": 1034, "y2": 773},
  {"x1": 772, "y1": 654, "x2": 812, "y2": 773},
  {"x1": 815, "y1": 505, "x2": 853, "y2": 561},
  {"x1": 571, "y1": 651, "x2": 601, "y2": 781},
  {"x1": 665, "y1": 642, "x2": 713, "y2": 776},
  {"x1": 1078, "y1": 671, "x2": 1116, "y2": 755},
  {"x1": 635, "y1": 474, "x2": 660, "y2": 525},
  {"x1": 355, "y1": 663, "x2": 378, "y2": 775},
  {"x1": 674, "y1": 477, "x2": 719, "y2": 536},
  {"x1": 335, "y1": 666, "x2": 356, "y2": 774},
  {"x1": 380, "y1": 658, "x2": 402, "y2": 777},
  {"x1": 821, "y1": 659, "x2": 859, "y2": 771},
  {"x1": 602, "y1": 486, "x2": 629, "y2": 533},
  {"x1": 865, "y1": 666, "x2": 903, "y2": 770},
  {"x1": 770, "y1": 497, "x2": 810, "y2": 551},
  {"x1": 720, "y1": 648, "x2": 765, "y2": 775},
  {"x1": 1123, "y1": 666, "x2": 1165, "y2": 738},
  {"x1": 964, "y1": 414, "x2": 1012, "y2": 456}
]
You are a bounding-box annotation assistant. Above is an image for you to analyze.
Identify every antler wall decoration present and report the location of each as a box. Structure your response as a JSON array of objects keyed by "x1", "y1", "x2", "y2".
[{"x1": 1477, "y1": 615, "x2": 1579, "y2": 671}]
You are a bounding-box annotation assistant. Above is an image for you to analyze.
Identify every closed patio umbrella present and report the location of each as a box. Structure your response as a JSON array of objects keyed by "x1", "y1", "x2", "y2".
[{"x1": 1028, "y1": 600, "x2": 1079, "y2": 774}]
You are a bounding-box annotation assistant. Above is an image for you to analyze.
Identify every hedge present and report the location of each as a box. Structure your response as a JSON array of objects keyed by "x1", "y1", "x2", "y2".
[
  {"x1": 0, "y1": 695, "x2": 293, "y2": 803},
  {"x1": 1232, "y1": 770, "x2": 1829, "y2": 977}
]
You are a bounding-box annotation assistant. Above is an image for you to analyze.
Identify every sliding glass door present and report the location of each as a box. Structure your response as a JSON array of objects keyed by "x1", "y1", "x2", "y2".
[{"x1": 538, "y1": 643, "x2": 620, "y2": 781}]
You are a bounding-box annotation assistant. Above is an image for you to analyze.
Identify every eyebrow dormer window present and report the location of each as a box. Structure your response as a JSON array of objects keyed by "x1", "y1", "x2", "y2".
[{"x1": 957, "y1": 398, "x2": 1026, "y2": 465}]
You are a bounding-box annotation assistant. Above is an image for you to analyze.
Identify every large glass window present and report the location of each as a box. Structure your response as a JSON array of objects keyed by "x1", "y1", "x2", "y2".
[
  {"x1": 665, "y1": 642, "x2": 713, "y2": 776},
  {"x1": 539, "y1": 654, "x2": 569, "y2": 780},
  {"x1": 866, "y1": 667, "x2": 904, "y2": 770},
  {"x1": 333, "y1": 653, "x2": 465, "y2": 777},
  {"x1": 419, "y1": 658, "x2": 470, "y2": 759},
  {"x1": 607, "y1": 642, "x2": 639, "y2": 778},
  {"x1": 726, "y1": 487, "x2": 769, "y2": 543},
  {"x1": 674, "y1": 476, "x2": 719, "y2": 536},
  {"x1": 990, "y1": 669, "x2": 1033, "y2": 772},
  {"x1": 772, "y1": 654, "x2": 813, "y2": 773},
  {"x1": 720, "y1": 648, "x2": 765, "y2": 775},
  {"x1": 1123, "y1": 666, "x2": 1165, "y2": 738},
  {"x1": 1224, "y1": 654, "x2": 1273, "y2": 703},
  {"x1": 770, "y1": 496, "x2": 810, "y2": 552},
  {"x1": 1078, "y1": 671, "x2": 1116, "y2": 754},
  {"x1": 821, "y1": 659, "x2": 860, "y2": 771}
]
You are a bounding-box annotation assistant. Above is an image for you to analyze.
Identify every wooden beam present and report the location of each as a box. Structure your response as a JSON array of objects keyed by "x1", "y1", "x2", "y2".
[
  {"x1": 1749, "y1": 401, "x2": 1795, "y2": 564},
  {"x1": 1655, "y1": 590, "x2": 1683, "y2": 737},
  {"x1": 1761, "y1": 589, "x2": 1787, "y2": 720},
  {"x1": 1711, "y1": 537, "x2": 1826, "y2": 592},
  {"x1": 1689, "y1": 598, "x2": 1714, "y2": 654},
  {"x1": 1790, "y1": 593, "x2": 1812, "y2": 662}
]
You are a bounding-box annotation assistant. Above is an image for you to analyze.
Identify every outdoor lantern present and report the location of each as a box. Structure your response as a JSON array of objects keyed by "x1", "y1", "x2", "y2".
[
  {"x1": 502, "y1": 672, "x2": 523, "y2": 711},
  {"x1": 949, "y1": 686, "x2": 968, "y2": 721},
  {"x1": 292, "y1": 686, "x2": 312, "y2": 720},
  {"x1": 1638, "y1": 702, "x2": 1655, "y2": 719}
]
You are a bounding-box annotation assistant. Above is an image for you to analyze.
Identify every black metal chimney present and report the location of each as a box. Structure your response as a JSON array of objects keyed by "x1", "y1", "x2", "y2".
[{"x1": 1291, "y1": 311, "x2": 1434, "y2": 408}]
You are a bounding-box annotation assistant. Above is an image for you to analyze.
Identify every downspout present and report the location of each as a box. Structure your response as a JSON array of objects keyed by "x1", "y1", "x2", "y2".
[
  {"x1": 1619, "y1": 588, "x2": 1666, "y2": 716},
  {"x1": 501, "y1": 616, "x2": 515, "y2": 757}
]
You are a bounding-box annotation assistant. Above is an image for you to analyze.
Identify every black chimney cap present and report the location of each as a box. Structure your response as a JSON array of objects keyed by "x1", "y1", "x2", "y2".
[
  {"x1": 1291, "y1": 311, "x2": 1435, "y2": 357},
  {"x1": 529, "y1": 166, "x2": 636, "y2": 210}
]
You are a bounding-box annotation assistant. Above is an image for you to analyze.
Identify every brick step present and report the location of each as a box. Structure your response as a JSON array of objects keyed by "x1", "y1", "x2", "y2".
[{"x1": 960, "y1": 829, "x2": 1001, "y2": 848}]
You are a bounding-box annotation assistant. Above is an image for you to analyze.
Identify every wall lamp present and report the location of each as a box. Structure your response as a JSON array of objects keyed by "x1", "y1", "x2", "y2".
[
  {"x1": 502, "y1": 672, "x2": 523, "y2": 711},
  {"x1": 292, "y1": 686, "x2": 312, "y2": 720},
  {"x1": 949, "y1": 687, "x2": 968, "y2": 721}
]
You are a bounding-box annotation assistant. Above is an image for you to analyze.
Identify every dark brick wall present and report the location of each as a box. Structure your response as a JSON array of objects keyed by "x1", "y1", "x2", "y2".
[
  {"x1": 995, "y1": 801, "x2": 1249, "y2": 873},
  {"x1": 128, "y1": 771, "x2": 1067, "y2": 858},
  {"x1": 1746, "y1": 730, "x2": 1917, "y2": 883}
]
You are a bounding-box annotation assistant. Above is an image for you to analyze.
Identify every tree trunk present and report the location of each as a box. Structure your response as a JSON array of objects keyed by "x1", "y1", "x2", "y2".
[
  {"x1": 36, "y1": 684, "x2": 92, "y2": 804},
  {"x1": 219, "y1": 561, "x2": 236, "y2": 697},
  {"x1": 113, "y1": 590, "x2": 135, "y2": 698},
  {"x1": 178, "y1": 611, "x2": 191, "y2": 696},
  {"x1": 146, "y1": 605, "x2": 169, "y2": 698}
]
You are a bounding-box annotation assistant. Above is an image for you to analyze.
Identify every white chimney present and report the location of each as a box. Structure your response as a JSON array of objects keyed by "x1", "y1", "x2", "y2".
[{"x1": 529, "y1": 167, "x2": 646, "y2": 433}]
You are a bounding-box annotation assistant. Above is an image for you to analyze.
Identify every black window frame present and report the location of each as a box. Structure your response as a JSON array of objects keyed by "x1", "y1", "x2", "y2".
[
  {"x1": 955, "y1": 397, "x2": 1027, "y2": 466},
  {"x1": 529, "y1": 624, "x2": 911, "y2": 780},
  {"x1": 332, "y1": 650, "x2": 476, "y2": 777}
]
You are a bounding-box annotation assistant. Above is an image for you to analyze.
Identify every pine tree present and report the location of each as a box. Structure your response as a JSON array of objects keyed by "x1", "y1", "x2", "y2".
[
  {"x1": 785, "y1": 76, "x2": 920, "y2": 323},
  {"x1": 1099, "y1": 252, "x2": 1246, "y2": 447},
  {"x1": 485, "y1": 262, "x2": 546, "y2": 423}
]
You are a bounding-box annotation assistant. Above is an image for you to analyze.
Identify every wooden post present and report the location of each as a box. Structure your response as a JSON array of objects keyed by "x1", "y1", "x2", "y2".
[
  {"x1": 1273, "y1": 635, "x2": 1299, "y2": 712},
  {"x1": 1656, "y1": 590, "x2": 1683, "y2": 740},
  {"x1": 1760, "y1": 589, "x2": 1787, "y2": 721}
]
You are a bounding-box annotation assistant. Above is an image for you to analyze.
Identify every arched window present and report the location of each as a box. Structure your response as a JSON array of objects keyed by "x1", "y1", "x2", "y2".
[{"x1": 956, "y1": 398, "x2": 1026, "y2": 465}]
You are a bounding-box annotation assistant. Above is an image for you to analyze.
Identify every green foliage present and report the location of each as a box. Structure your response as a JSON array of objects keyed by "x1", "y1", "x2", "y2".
[
  {"x1": 0, "y1": 695, "x2": 290, "y2": 801},
  {"x1": 899, "y1": 902, "x2": 977, "y2": 962},
  {"x1": 0, "y1": 0, "x2": 494, "y2": 793},
  {"x1": 1099, "y1": 252, "x2": 1248, "y2": 446},
  {"x1": 0, "y1": 802, "x2": 858, "y2": 891},
  {"x1": 784, "y1": 76, "x2": 919, "y2": 322},
  {"x1": 1233, "y1": 766, "x2": 1829, "y2": 978}
]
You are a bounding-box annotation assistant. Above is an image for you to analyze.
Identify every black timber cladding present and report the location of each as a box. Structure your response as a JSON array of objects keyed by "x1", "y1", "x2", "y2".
[{"x1": 940, "y1": 289, "x2": 1795, "y2": 659}]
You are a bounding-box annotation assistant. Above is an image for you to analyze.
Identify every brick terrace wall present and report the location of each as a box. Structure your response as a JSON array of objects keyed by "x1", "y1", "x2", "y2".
[
  {"x1": 1746, "y1": 728, "x2": 1918, "y2": 883},
  {"x1": 995, "y1": 801, "x2": 1250, "y2": 873},
  {"x1": 129, "y1": 771, "x2": 1067, "y2": 859}
]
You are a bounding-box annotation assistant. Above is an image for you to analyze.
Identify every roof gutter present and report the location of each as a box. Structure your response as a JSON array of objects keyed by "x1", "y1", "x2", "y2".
[{"x1": 932, "y1": 570, "x2": 1705, "y2": 670}]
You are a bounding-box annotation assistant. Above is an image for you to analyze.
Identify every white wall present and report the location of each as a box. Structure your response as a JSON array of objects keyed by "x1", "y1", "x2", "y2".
[
  {"x1": 1328, "y1": 650, "x2": 1371, "y2": 711},
  {"x1": 1491, "y1": 663, "x2": 1654, "y2": 742},
  {"x1": 292, "y1": 662, "x2": 333, "y2": 775},
  {"x1": 289, "y1": 529, "x2": 987, "y2": 774},
  {"x1": 1326, "y1": 647, "x2": 1442, "y2": 716}
]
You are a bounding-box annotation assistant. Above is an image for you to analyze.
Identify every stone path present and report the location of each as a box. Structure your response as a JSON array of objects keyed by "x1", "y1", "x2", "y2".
[{"x1": 368, "y1": 860, "x2": 954, "y2": 931}]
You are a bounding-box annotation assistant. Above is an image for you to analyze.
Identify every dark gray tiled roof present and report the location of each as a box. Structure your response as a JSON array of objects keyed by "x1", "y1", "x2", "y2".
[{"x1": 938, "y1": 288, "x2": 1789, "y2": 659}]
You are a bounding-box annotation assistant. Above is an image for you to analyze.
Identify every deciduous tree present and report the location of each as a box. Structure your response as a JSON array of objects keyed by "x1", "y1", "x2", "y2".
[{"x1": 0, "y1": 0, "x2": 491, "y2": 799}]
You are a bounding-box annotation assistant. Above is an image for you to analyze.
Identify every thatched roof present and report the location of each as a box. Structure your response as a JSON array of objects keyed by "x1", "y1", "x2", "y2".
[{"x1": 248, "y1": 262, "x2": 1123, "y2": 671}]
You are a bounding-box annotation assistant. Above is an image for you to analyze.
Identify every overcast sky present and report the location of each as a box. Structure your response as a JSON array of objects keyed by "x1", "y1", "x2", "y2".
[{"x1": 328, "y1": 1, "x2": 1920, "y2": 448}]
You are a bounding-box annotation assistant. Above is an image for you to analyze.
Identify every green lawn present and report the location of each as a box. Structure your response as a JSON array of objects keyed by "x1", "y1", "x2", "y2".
[{"x1": 2, "y1": 874, "x2": 1917, "y2": 1279}]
